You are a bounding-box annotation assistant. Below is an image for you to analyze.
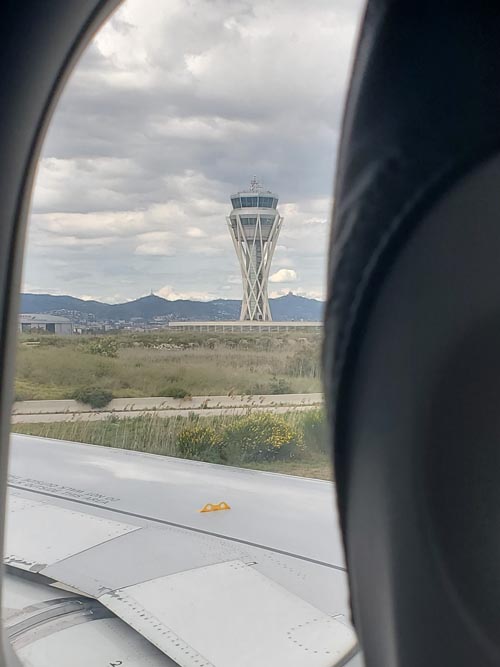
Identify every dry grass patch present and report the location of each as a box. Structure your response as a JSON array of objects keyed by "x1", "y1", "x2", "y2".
[{"x1": 15, "y1": 331, "x2": 322, "y2": 400}]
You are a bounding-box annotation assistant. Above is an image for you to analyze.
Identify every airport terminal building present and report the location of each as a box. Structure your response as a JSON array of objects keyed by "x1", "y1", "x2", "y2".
[{"x1": 168, "y1": 321, "x2": 321, "y2": 333}]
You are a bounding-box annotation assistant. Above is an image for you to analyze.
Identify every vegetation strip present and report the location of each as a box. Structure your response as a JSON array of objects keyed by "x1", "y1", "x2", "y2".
[
  {"x1": 12, "y1": 409, "x2": 333, "y2": 480},
  {"x1": 15, "y1": 330, "x2": 322, "y2": 402}
]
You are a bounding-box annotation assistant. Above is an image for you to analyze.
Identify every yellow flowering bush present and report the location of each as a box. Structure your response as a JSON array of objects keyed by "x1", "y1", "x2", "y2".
[
  {"x1": 176, "y1": 425, "x2": 222, "y2": 461},
  {"x1": 221, "y1": 412, "x2": 303, "y2": 463}
]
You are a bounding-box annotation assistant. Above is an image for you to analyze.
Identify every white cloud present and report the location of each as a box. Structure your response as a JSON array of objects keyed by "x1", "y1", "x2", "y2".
[
  {"x1": 269, "y1": 268, "x2": 297, "y2": 283},
  {"x1": 134, "y1": 244, "x2": 175, "y2": 256},
  {"x1": 157, "y1": 285, "x2": 214, "y2": 301},
  {"x1": 134, "y1": 231, "x2": 176, "y2": 256},
  {"x1": 31, "y1": 211, "x2": 148, "y2": 239},
  {"x1": 21, "y1": 0, "x2": 364, "y2": 302},
  {"x1": 186, "y1": 227, "x2": 206, "y2": 238}
]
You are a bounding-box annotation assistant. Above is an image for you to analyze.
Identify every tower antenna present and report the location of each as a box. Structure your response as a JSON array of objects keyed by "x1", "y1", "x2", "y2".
[{"x1": 250, "y1": 175, "x2": 262, "y2": 193}]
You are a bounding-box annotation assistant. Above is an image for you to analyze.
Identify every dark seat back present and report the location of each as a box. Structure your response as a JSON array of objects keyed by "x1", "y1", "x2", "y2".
[{"x1": 325, "y1": 3, "x2": 500, "y2": 665}]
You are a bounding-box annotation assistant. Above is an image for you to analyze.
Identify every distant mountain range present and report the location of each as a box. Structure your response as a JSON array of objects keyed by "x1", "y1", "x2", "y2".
[{"x1": 19, "y1": 292, "x2": 324, "y2": 322}]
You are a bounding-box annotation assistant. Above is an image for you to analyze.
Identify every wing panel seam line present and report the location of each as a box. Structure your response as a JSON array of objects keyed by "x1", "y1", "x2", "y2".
[{"x1": 7, "y1": 483, "x2": 346, "y2": 572}]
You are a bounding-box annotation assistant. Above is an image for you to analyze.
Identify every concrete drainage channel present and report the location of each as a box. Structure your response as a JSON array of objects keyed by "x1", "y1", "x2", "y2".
[{"x1": 11, "y1": 394, "x2": 323, "y2": 424}]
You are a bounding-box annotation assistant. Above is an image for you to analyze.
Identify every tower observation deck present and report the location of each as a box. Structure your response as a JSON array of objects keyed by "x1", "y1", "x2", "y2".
[{"x1": 227, "y1": 178, "x2": 283, "y2": 321}]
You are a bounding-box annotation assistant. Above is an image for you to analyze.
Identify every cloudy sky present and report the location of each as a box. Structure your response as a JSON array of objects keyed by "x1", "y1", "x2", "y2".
[{"x1": 23, "y1": 0, "x2": 364, "y2": 304}]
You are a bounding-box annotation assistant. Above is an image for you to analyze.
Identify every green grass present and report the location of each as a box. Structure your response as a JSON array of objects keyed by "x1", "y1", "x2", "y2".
[
  {"x1": 11, "y1": 409, "x2": 333, "y2": 480},
  {"x1": 14, "y1": 331, "x2": 322, "y2": 401}
]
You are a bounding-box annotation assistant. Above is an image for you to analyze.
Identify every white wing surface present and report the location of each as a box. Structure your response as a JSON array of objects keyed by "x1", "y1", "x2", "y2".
[{"x1": 5, "y1": 433, "x2": 361, "y2": 666}]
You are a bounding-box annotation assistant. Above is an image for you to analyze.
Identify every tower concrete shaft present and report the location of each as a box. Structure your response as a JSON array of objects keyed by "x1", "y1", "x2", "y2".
[{"x1": 227, "y1": 181, "x2": 283, "y2": 321}]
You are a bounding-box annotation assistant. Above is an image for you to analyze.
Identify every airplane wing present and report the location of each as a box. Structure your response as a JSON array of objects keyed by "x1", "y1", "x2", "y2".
[{"x1": 4, "y1": 433, "x2": 361, "y2": 667}]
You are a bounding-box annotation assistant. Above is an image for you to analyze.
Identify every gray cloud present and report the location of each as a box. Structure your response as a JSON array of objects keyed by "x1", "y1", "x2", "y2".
[{"x1": 23, "y1": 0, "x2": 364, "y2": 302}]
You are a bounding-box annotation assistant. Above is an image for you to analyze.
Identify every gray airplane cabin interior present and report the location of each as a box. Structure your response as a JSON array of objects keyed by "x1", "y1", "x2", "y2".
[
  {"x1": 0, "y1": 2, "x2": 119, "y2": 665},
  {"x1": 324, "y1": 1, "x2": 500, "y2": 665}
]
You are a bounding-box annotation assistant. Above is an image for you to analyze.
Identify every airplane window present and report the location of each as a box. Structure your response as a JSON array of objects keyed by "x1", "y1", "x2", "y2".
[{"x1": 7, "y1": 1, "x2": 365, "y2": 665}]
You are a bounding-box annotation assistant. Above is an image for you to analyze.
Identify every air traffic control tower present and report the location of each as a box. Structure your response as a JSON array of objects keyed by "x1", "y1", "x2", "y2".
[{"x1": 227, "y1": 178, "x2": 283, "y2": 321}]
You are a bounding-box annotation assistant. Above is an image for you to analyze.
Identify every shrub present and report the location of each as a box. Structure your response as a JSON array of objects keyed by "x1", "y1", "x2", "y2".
[
  {"x1": 71, "y1": 386, "x2": 114, "y2": 409},
  {"x1": 176, "y1": 425, "x2": 222, "y2": 461},
  {"x1": 300, "y1": 408, "x2": 328, "y2": 453},
  {"x1": 244, "y1": 383, "x2": 268, "y2": 396},
  {"x1": 85, "y1": 338, "x2": 118, "y2": 358},
  {"x1": 244, "y1": 378, "x2": 292, "y2": 396},
  {"x1": 159, "y1": 386, "x2": 190, "y2": 399},
  {"x1": 221, "y1": 412, "x2": 303, "y2": 463},
  {"x1": 269, "y1": 376, "x2": 293, "y2": 395}
]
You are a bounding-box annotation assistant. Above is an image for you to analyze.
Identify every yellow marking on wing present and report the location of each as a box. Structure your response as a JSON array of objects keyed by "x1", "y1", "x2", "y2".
[{"x1": 199, "y1": 501, "x2": 231, "y2": 513}]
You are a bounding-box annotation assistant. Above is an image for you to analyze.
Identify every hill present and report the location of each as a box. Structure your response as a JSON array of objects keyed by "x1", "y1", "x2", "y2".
[{"x1": 19, "y1": 292, "x2": 323, "y2": 322}]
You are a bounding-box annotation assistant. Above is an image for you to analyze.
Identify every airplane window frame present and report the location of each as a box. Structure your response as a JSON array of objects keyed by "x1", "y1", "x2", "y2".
[{"x1": 0, "y1": 3, "x2": 122, "y2": 666}]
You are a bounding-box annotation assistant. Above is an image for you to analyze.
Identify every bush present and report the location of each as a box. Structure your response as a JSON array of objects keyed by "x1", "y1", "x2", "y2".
[
  {"x1": 176, "y1": 425, "x2": 222, "y2": 461},
  {"x1": 244, "y1": 383, "x2": 268, "y2": 396},
  {"x1": 269, "y1": 376, "x2": 293, "y2": 395},
  {"x1": 71, "y1": 386, "x2": 114, "y2": 409},
  {"x1": 221, "y1": 412, "x2": 303, "y2": 463},
  {"x1": 244, "y1": 378, "x2": 293, "y2": 396},
  {"x1": 159, "y1": 386, "x2": 190, "y2": 399},
  {"x1": 300, "y1": 408, "x2": 328, "y2": 453},
  {"x1": 85, "y1": 338, "x2": 118, "y2": 358}
]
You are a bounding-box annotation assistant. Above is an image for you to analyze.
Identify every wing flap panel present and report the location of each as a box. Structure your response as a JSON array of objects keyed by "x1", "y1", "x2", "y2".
[
  {"x1": 99, "y1": 560, "x2": 357, "y2": 667},
  {"x1": 5, "y1": 494, "x2": 138, "y2": 572}
]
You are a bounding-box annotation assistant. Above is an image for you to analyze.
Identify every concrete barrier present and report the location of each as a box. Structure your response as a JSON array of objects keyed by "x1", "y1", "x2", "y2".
[{"x1": 12, "y1": 393, "x2": 323, "y2": 416}]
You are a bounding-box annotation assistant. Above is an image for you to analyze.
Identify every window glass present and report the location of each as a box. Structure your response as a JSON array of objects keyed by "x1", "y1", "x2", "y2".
[{"x1": 241, "y1": 196, "x2": 258, "y2": 207}]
